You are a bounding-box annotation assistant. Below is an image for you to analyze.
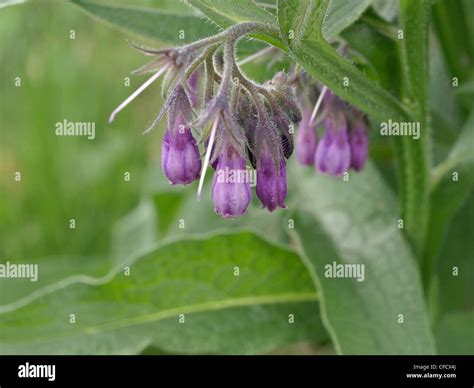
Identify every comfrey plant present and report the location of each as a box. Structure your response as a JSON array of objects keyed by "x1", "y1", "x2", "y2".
[{"x1": 109, "y1": 22, "x2": 367, "y2": 218}]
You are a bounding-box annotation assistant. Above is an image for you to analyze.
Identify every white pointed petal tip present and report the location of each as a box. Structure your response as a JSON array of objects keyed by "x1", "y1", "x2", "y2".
[
  {"x1": 108, "y1": 64, "x2": 171, "y2": 124},
  {"x1": 197, "y1": 116, "x2": 219, "y2": 200},
  {"x1": 309, "y1": 85, "x2": 328, "y2": 126}
]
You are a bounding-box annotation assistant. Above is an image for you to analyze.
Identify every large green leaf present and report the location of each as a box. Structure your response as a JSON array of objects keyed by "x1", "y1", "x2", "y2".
[
  {"x1": 0, "y1": 232, "x2": 328, "y2": 354},
  {"x1": 0, "y1": 255, "x2": 111, "y2": 307},
  {"x1": 287, "y1": 162, "x2": 435, "y2": 354},
  {"x1": 70, "y1": 0, "x2": 219, "y2": 44},
  {"x1": 187, "y1": 0, "x2": 276, "y2": 27}
]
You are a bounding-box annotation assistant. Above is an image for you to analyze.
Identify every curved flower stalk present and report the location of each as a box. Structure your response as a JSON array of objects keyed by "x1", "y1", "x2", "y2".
[{"x1": 108, "y1": 22, "x2": 369, "y2": 218}]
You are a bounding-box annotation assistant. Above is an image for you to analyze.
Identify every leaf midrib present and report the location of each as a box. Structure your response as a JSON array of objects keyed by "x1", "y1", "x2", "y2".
[
  {"x1": 85, "y1": 292, "x2": 318, "y2": 334},
  {"x1": 0, "y1": 292, "x2": 318, "y2": 346}
]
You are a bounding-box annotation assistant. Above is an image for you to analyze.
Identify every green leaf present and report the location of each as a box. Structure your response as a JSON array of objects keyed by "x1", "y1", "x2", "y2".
[
  {"x1": 322, "y1": 0, "x2": 373, "y2": 41},
  {"x1": 341, "y1": 22, "x2": 401, "y2": 94},
  {"x1": 0, "y1": 232, "x2": 327, "y2": 354},
  {"x1": 431, "y1": 111, "x2": 474, "y2": 188},
  {"x1": 70, "y1": 0, "x2": 219, "y2": 44},
  {"x1": 187, "y1": 0, "x2": 276, "y2": 26},
  {"x1": 430, "y1": 32, "x2": 461, "y2": 153},
  {"x1": 433, "y1": 190, "x2": 474, "y2": 317},
  {"x1": 287, "y1": 162, "x2": 435, "y2": 354},
  {"x1": 186, "y1": 0, "x2": 284, "y2": 48},
  {"x1": 435, "y1": 311, "x2": 474, "y2": 355},
  {"x1": 111, "y1": 200, "x2": 158, "y2": 265},
  {"x1": 432, "y1": 0, "x2": 474, "y2": 82},
  {"x1": 0, "y1": 255, "x2": 111, "y2": 307}
]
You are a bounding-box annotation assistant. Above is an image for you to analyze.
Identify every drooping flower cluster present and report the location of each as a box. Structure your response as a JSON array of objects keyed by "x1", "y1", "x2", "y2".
[
  {"x1": 296, "y1": 86, "x2": 369, "y2": 176},
  {"x1": 108, "y1": 22, "x2": 369, "y2": 218},
  {"x1": 203, "y1": 70, "x2": 299, "y2": 217}
]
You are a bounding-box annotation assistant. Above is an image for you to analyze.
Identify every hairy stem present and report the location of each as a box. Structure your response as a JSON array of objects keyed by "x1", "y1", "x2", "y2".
[
  {"x1": 204, "y1": 52, "x2": 217, "y2": 104},
  {"x1": 185, "y1": 44, "x2": 219, "y2": 79},
  {"x1": 183, "y1": 22, "x2": 279, "y2": 53},
  {"x1": 231, "y1": 63, "x2": 267, "y2": 118}
]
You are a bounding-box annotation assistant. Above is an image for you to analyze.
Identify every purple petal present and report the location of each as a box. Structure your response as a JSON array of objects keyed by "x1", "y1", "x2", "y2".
[
  {"x1": 256, "y1": 147, "x2": 287, "y2": 212},
  {"x1": 350, "y1": 122, "x2": 369, "y2": 171},
  {"x1": 212, "y1": 146, "x2": 251, "y2": 218}
]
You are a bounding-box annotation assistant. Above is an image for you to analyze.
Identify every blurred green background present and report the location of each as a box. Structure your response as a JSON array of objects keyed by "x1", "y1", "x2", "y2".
[{"x1": 1, "y1": 0, "x2": 162, "y2": 262}]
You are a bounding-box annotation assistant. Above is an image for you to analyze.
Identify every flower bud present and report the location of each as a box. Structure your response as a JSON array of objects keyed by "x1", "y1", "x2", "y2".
[
  {"x1": 256, "y1": 146, "x2": 287, "y2": 212},
  {"x1": 296, "y1": 108, "x2": 318, "y2": 166},
  {"x1": 350, "y1": 121, "x2": 369, "y2": 171},
  {"x1": 212, "y1": 145, "x2": 252, "y2": 218}
]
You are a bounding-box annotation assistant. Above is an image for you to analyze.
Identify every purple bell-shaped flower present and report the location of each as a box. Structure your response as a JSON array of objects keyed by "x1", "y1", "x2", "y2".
[
  {"x1": 315, "y1": 112, "x2": 351, "y2": 176},
  {"x1": 256, "y1": 145, "x2": 287, "y2": 212},
  {"x1": 212, "y1": 144, "x2": 252, "y2": 218},
  {"x1": 161, "y1": 86, "x2": 201, "y2": 185}
]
